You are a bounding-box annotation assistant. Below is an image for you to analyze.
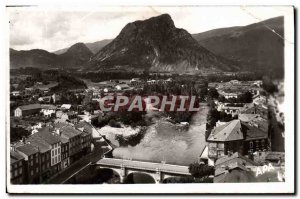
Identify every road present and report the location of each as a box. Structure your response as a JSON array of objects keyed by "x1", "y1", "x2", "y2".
[{"x1": 46, "y1": 141, "x2": 110, "y2": 184}]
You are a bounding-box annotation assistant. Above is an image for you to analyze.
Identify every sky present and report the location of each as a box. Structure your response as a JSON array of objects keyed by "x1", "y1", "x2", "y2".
[{"x1": 7, "y1": 6, "x2": 289, "y2": 52}]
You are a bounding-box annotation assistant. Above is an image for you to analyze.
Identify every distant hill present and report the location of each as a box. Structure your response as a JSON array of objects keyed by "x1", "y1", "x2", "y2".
[
  {"x1": 53, "y1": 39, "x2": 112, "y2": 54},
  {"x1": 57, "y1": 42, "x2": 93, "y2": 68},
  {"x1": 10, "y1": 48, "x2": 58, "y2": 69},
  {"x1": 88, "y1": 14, "x2": 237, "y2": 73},
  {"x1": 192, "y1": 16, "x2": 284, "y2": 77},
  {"x1": 10, "y1": 43, "x2": 93, "y2": 69}
]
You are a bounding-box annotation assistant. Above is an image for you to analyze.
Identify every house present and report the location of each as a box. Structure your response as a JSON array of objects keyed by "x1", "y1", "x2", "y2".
[
  {"x1": 115, "y1": 84, "x2": 130, "y2": 90},
  {"x1": 14, "y1": 104, "x2": 41, "y2": 117},
  {"x1": 75, "y1": 121, "x2": 92, "y2": 155},
  {"x1": 41, "y1": 104, "x2": 57, "y2": 117},
  {"x1": 218, "y1": 90, "x2": 240, "y2": 99},
  {"x1": 220, "y1": 106, "x2": 245, "y2": 116},
  {"x1": 214, "y1": 152, "x2": 259, "y2": 183},
  {"x1": 11, "y1": 91, "x2": 21, "y2": 96},
  {"x1": 59, "y1": 126, "x2": 83, "y2": 164},
  {"x1": 207, "y1": 120, "x2": 268, "y2": 165},
  {"x1": 15, "y1": 144, "x2": 40, "y2": 184},
  {"x1": 10, "y1": 151, "x2": 25, "y2": 184},
  {"x1": 60, "y1": 104, "x2": 72, "y2": 111},
  {"x1": 56, "y1": 111, "x2": 78, "y2": 124},
  {"x1": 58, "y1": 136, "x2": 70, "y2": 170},
  {"x1": 38, "y1": 96, "x2": 52, "y2": 103},
  {"x1": 30, "y1": 128, "x2": 62, "y2": 174},
  {"x1": 25, "y1": 136, "x2": 52, "y2": 181}
]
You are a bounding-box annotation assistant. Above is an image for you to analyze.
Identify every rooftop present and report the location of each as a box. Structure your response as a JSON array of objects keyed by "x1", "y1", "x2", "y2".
[
  {"x1": 16, "y1": 144, "x2": 39, "y2": 156},
  {"x1": 10, "y1": 151, "x2": 24, "y2": 164},
  {"x1": 17, "y1": 104, "x2": 41, "y2": 111},
  {"x1": 61, "y1": 126, "x2": 82, "y2": 139},
  {"x1": 207, "y1": 120, "x2": 243, "y2": 142}
]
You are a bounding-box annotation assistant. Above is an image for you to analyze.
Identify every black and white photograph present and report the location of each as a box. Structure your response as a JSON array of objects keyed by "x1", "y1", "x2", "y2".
[{"x1": 5, "y1": 5, "x2": 295, "y2": 194}]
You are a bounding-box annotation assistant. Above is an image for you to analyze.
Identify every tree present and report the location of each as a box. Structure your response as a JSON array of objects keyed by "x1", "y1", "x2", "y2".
[
  {"x1": 208, "y1": 88, "x2": 219, "y2": 99},
  {"x1": 188, "y1": 163, "x2": 214, "y2": 178}
]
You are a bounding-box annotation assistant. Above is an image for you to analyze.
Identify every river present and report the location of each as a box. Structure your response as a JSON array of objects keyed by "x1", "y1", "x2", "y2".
[{"x1": 112, "y1": 103, "x2": 209, "y2": 166}]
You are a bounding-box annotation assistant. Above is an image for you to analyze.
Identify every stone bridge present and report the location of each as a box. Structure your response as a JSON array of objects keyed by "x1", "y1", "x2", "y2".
[{"x1": 94, "y1": 158, "x2": 191, "y2": 183}]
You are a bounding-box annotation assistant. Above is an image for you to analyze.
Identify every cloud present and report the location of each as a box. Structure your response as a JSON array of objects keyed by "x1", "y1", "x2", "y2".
[{"x1": 7, "y1": 6, "x2": 286, "y2": 52}]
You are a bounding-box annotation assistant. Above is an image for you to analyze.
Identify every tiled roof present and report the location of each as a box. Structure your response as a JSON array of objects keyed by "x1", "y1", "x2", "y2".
[
  {"x1": 207, "y1": 120, "x2": 244, "y2": 142},
  {"x1": 32, "y1": 127, "x2": 61, "y2": 145},
  {"x1": 61, "y1": 126, "x2": 82, "y2": 139},
  {"x1": 17, "y1": 104, "x2": 41, "y2": 111},
  {"x1": 26, "y1": 137, "x2": 50, "y2": 153},
  {"x1": 41, "y1": 104, "x2": 57, "y2": 110},
  {"x1": 243, "y1": 122, "x2": 268, "y2": 141},
  {"x1": 215, "y1": 152, "x2": 259, "y2": 178},
  {"x1": 215, "y1": 152, "x2": 258, "y2": 166},
  {"x1": 265, "y1": 152, "x2": 285, "y2": 161},
  {"x1": 61, "y1": 104, "x2": 72, "y2": 109},
  {"x1": 10, "y1": 151, "x2": 24, "y2": 164},
  {"x1": 16, "y1": 144, "x2": 39, "y2": 156}
]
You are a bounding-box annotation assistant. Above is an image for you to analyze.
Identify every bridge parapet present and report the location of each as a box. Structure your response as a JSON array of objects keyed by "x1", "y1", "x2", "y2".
[{"x1": 95, "y1": 158, "x2": 191, "y2": 183}]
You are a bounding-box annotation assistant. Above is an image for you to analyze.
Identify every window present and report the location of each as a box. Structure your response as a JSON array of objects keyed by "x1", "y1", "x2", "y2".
[
  {"x1": 19, "y1": 168, "x2": 22, "y2": 175},
  {"x1": 36, "y1": 156, "x2": 38, "y2": 163},
  {"x1": 261, "y1": 139, "x2": 265, "y2": 147},
  {"x1": 30, "y1": 160, "x2": 33, "y2": 166},
  {"x1": 58, "y1": 148, "x2": 61, "y2": 154},
  {"x1": 30, "y1": 170, "x2": 34, "y2": 176},
  {"x1": 19, "y1": 162, "x2": 22, "y2": 167},
  {"x1": 36, "y1": 168, "x2": 39, "y2": 173},
  {"x1": 249, "y1": 141, "x2": 253, "y2": 148},
  {"x1": 52, "y1": 150, "x2": 54, "y2": 156},
  {"x1": 14, "y1": 170, "x2": 18, "y2": 177}
]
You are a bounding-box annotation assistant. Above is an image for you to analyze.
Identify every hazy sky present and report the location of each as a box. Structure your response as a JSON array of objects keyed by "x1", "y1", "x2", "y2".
[{"x1": 8, "y1": 6, "x2": 288, "y2": 52}]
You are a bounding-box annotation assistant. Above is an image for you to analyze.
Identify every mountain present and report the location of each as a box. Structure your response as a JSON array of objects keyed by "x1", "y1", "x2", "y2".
[
  {"x1": 10, "y1": 48, "x2": 58, "y2": 69},
  {"x1": 53, "y1": 39, "x2": 112, "y2": 55},
  {"x1": 192, "y1": 16, "x2": 284, "y2": 77},
  {"x1": 57, "y1": 42, "x2": 93, "y2": 68},
  {"x1": 10, "y1": 43, "x2": 93, "y2": 69},
  {"x1": 88, "y1": 14, "x2": 238, "y2": 73}
]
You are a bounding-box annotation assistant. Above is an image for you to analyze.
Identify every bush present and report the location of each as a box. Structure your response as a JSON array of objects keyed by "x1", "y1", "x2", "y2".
[{"x1": 188, "y1": 163, "x2": 214, "y2": 178}]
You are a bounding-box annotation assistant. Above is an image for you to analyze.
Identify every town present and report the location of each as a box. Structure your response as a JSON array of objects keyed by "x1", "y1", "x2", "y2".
[{"x1": 9, "y1": 68, "x2": 285, "y2": 184}]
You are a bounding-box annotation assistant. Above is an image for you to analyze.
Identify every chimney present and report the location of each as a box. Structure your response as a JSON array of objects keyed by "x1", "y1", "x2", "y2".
[
  {"x1": 22, "y1": 136, "x2": 26, "y2": 144},
  {"x1": 56, "y1": 129, "x2": 61, "y2": 135}
]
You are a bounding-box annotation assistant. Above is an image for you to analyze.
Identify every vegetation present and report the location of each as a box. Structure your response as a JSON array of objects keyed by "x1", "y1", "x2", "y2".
[
  {"x1": 10, "y1": 127, "x2": 31, "y2": 143},
  {"x1": 188, "y1": 162, "x2": 215, "y2": 178},
  {"x1": 115, "y1": 127, "x2": 147, "y2": 147}
]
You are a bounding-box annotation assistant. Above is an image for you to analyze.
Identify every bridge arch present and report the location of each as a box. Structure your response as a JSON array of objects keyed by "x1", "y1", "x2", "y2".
[
  {"x1": 123, "y1": 171, "x2": 156, "y2": 184},
  {"x1": 96, "y1": 168, "x2": 122, "y2": 184}
]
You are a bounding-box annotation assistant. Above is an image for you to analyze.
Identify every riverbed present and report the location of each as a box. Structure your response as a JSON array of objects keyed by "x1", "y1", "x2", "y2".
[{"x1": 112, "y1": 103, "x2": 209, "y2": 166}]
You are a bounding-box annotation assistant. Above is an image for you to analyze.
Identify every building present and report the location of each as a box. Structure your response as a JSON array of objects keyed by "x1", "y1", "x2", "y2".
[
  {"x1": 76, "y1": 121, "x2": 93, "y2": 155},
  {"x1": 14, "y1": 104, "x2": 41, "y2": 117},
  {"x1": 11, "y1": 91, "x2": 21, "y2": 96},
  {"x1": 60, "y1": 104, "x2": 72, "y2": 111},
  {"x1": 59, "y1": 126, "x2": 83, "y2": 164},
  {"x1": 38, "y1": 96, "x2": 52, "y2": 103},
  {"x1": 58, "y1": 136, "x2": 70, "y2": 170},
  {"x1": 41, "y1": 104, "x2": 57, "y2": 117},
  {"x1": 56, "y1": 110, "x2": 78, "y2": 124},
  {"x1": 30, "y1": 128, "x2": 62, "y2": 174},
  {"x1": 115, "y1": 84, "x2": 130, "y2": 90},
  {"x1": 26, "y1": 136, "x2": 52, "y2": 181},
  {"x1": 207, "y1": 120, "x2": 268, "y2": 164},
  {"x1": 10, "y1": 151, "x2": 25, "y2": 184},
  {"x1": 214, "y1": 152, "x2": 259, "y2": 183},
  {"x1": 15, "y1": 144, "x2": 40, "y2": 184}
]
